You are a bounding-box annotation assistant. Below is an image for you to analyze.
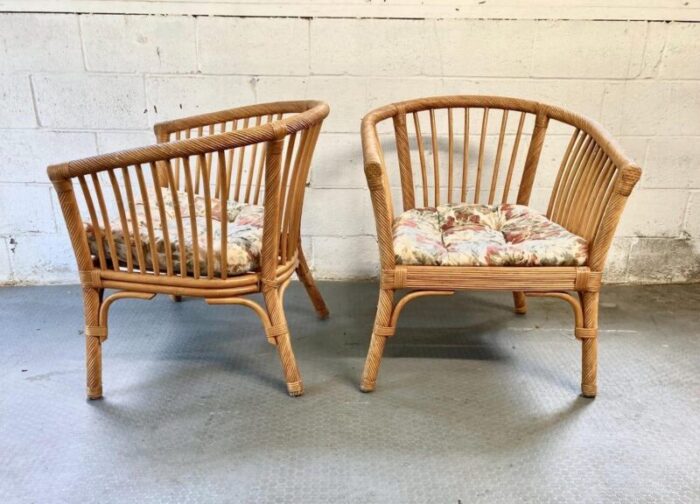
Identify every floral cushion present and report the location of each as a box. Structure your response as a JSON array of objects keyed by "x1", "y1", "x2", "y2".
[
  {"x1": 85, "y1": 191, "x2": 264, "y2": 276},
  {"x1": 394, "y1": 203, "x2": 588, "y2": 267}
]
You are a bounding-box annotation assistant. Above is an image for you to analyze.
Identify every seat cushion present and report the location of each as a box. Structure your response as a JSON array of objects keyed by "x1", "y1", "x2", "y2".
[
  {"x1": 85, "y1": 191, "x2": 264, "y2": 276},
  {"x1": 393, "y1": 203, "x2": 588, "y2": 267}
]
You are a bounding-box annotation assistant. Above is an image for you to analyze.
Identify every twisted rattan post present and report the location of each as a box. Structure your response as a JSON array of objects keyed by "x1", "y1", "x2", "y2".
[
  {"x1": 48, "y1": 100, "x2": 329, "y2": 399},
  {"x1": 359, "y1": 95, "x2": 641, "y2": 396},
  {"x1": 360, "y1": 288, "x2": 395, "y2": 392},
  {"x1": 83, "y1": 287, "x2": 103, "y2": 399},
  {"x1": 295, "y1": 243, "x2": 330, "y2": 319},
  {"x1": 580, "y1": 291, "x2": 599, "y2": 397},
  {"x1": 513, "y1": 291, "x2": 528, "y2": 315}
]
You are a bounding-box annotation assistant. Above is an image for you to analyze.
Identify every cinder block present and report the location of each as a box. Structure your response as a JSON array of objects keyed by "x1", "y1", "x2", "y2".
[
  {"x1": 0, "y1": 75, "x2": 37, "y2": 128},
  {"x1": 685, "y1": 191, "x2": 700, "y2": 240},
  {"x1": 436, "y1": 20, "x2": 536, "y2": 77},
  {"x1": 97, "y1": 131, "x2": 155, "y2": 154},
  {"x1": 33, "y1": 74, "x2": 148, "y2": 129},
  {"x1": 602, "y1": 237, "x2": 633, "y2": 284},
  {"x1": 643, "y1": 137, "x2": 700, "y2": 189},
  {"x1": 305, "y1": 77, "x2": 367, "y2": 133},
  {"x1": 603, "y1": 81, "x2": 699, "y2": 136},
  {"x1": 81, "y1": 14, "x2": 197, "y2": 73},
  {"x1": 255, "y1": 76, "x2": 309, "y2": 104},
  {"x1": 659, "y1": 22, "x2": 700, "y2": 79},
  {"x1": 312, "y1": 236, "x2": 379, "y2": 279},
  {"x1": 627, "y1": 237, "x2": 700, "y2": 283},
  {"x1": 311, "y1": 134, "x2": 366, "y2": 189},
  {"x1": 666, "y1": 82, "x2": 700, "y2": 136},
  {"x1": 145, "y1": 76, "x2": 255, "y2": 126},
  {"x1": 532, "y1": 20, "x2": 646, "y2": 78},
  {"x1": 198, "y1": 17, "x2": 309, "y2": 75},
  {"x1": 0, "y1": 14, "x2": 83, "y2": 72},
  {"x1": 440, "y1": 79, "x2": 606, "y2": 127},
  {"x1": 0, "y1": 130, "x2": 97, "y2": 183},
  {"x1": 616, "y1": 136, "x2": 648, "y2": 168},
  {"x1": 632, "y1": 21, "x2": 668, "y2": 78},
  {"x1": 0, "y1": 238, "x2": 11, "y2": 284},
  {"x1": 7, "y1": 232, "x2": 78, "y2": 284},
  {"x1": 311, "y1": 18, "x2": 440, "y2": 76},
  {"x1": 0, "y1": 184, "x2": 56, "y2": 234},
  {"x1": 366, "y1": 77, "x2": 440, "y2": 111},
  {"x1": 600, "y1": 80, "x2": 671, "y2": 136},
  {"x1": 616, "y1": 189, "x2": 689, "y2": 238},
  {"x1": 301, "y1": 188, "x2": 374, "y2": 236}
]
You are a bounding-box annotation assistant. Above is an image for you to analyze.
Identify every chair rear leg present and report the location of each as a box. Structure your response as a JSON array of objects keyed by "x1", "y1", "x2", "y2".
[
  {"x1": 360, "y1": 289, "x2": 395, "y2": 392},
  {"x1": 83, "y1": 287, "x2": 103, "y2": 400},
  {"x1": 295, "y1": 245, "x2": 330, "y2": 319},
  {"x1": 263, "y1": 288, "x2": 303, "y2": 396},
  {"x1": 580, "y1": 291, "x2": 599, "y2": 398},
  {"x1": 513, "y1": 291, "x2": 527, "y2": 314},
  {"x1": 170, "y1": 295, "x2": 182, "y2": 302}
]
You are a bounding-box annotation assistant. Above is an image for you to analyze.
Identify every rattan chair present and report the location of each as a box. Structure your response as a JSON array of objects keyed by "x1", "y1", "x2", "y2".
[
  {"x1": 359, "y1": 95, "x2": 641, "y2": 397},
  {"x1": 48, "y1": 100, "x2": 330, "y2": 399}
]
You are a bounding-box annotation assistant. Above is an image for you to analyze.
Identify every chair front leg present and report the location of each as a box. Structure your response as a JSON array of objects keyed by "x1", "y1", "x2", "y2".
[
  {"x1": 83, "y1": 287, "x2": 103, "y2": 400},
  {"x1": 513, "y1": 291, "x2": 527, "y2": 314},
  {"x1": 360, "y1": 288, "x2": 395, "y2": 392},
  {"x1": 580, "y1": 291, "x2": 599, "y2": 398},
  {"x1": 295, "y1": 244, "x2": 330, "y2": 319},
  {"x1": 263, "y1": 287, "x2": 303, "y2": 397}
]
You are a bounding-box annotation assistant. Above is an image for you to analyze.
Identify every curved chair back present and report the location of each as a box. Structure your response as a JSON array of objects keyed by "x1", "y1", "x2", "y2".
[
  {"x1": 48, "y1": 100, "x2": 329, "y2": 292},
  {"x1": 361, "y1": 96, "x2": 640, "y2": 271}
]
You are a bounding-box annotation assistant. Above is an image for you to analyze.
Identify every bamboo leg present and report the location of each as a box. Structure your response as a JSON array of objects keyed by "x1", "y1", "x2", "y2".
[
  {"x1": 360, "y1": 289, "x2": 395, "y2": 392},
  {"x1": 513, "y1": 291, "x2": 527, "y2": 314},
  {"x1": 83, "y1": 287, "x2": 103, "y2": 400},
  {"x1": 580, "y1": 291, "x2": 599, "y2": 398},
  {"x1": 264, "y1": 288, "x2": 303, "y2": 396},
  {"x1": 170, "y1": 295, "x2": 182, "y2": 302},
  {"x1": 295, "y1": 245, "x2": 330, "y2": 319}
]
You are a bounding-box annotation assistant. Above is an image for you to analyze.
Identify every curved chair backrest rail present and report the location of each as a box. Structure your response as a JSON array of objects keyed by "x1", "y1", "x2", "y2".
[
  {"x1": 48, "y1": 100, "x2": 329, "y2": 181},
  {"x1": 48, "y1": 100, "x2": 329, "y2": 284},
  {"x1": 360, "y1": 95, "x2": 641, "y2": 272}
]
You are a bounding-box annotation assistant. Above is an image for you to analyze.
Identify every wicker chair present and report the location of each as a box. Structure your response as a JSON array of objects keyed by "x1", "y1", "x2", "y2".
[
  {"x1": 359, "y1": 95, "x2": 641, "y2": 397},
  {"x1": 48, "y1": 100, "x2": 330, "y2": 399}
]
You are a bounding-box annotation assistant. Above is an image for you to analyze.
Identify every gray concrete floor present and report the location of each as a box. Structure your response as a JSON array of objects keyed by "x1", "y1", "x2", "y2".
[{"x1": 0, "y1": 282, "x2": 699, "y2": 503}]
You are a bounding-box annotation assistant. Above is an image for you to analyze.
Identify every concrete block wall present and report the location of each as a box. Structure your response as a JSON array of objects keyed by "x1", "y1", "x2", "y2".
[{"x1": 0, "y1": 8, "x2": 698, "y2": 284}]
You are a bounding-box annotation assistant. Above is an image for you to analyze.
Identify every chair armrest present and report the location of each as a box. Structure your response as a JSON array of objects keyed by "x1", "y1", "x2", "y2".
[
  {"x1": 361, "y1": 112, "x2": 397, "y2": 272},
  {"x1": 542, "y1": 106, "x2": 642, "y2": 272},
  {"x1": 47, "y1": 123, "x2": 283, "y2": 182},
  {"x1": 153, "y1": 100, "x2": 328, "y2": 141}
]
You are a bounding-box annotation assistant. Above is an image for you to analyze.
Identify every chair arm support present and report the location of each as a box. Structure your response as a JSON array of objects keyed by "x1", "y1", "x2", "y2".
[
  {"x1": 587, "y1": 163, "x2": 641, "y2": 271},
  {"x1": 362, "y1": 115, "x2": 396, "y2": 271}
]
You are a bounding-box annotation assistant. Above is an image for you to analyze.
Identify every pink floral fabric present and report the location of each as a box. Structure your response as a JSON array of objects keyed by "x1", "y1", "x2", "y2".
[
  {"x1": 85, "y1": 191, "x2": 264, "y2": 276},
  {"x1": 394, "y1": 203, "x2": 588, "y2": 267}
]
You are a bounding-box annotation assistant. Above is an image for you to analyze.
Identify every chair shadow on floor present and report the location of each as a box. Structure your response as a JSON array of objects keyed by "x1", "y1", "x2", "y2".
[{"x1": 331, "y1": 290, "x2": 584, "y2": 398}]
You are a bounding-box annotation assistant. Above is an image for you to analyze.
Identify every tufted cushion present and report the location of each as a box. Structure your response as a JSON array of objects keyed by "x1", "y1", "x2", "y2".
[
  {"x1": 85, "y1": 191, "x2": 264, "y2": 276},
  {"x1": 393, "y1": 203, "x2": 588, "y2": 267}
]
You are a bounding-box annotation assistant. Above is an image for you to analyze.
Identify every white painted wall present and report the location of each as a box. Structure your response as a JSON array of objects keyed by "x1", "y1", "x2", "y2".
[{"x1": 0, "y1": 2, "x2": 698, "y2": 284}]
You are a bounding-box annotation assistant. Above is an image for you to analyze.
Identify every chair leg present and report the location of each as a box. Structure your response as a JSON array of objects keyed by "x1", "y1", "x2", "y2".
[
  {"x1": 580, "y1": 291, "x2": 599, "y2": 398},
  {"x1": 83, "y1": 287, "x2": 103, "y2": 400},
  {"x1": 263, "y1": 288, "x2": 303, "y2": 397},
  {"x1": 513, "y1": 291, "x2": 527, "y2": 314},
  {"x1": 170, "y1": 295, "x2": 182, "y2": 302},
  {"x1": 295, "y1": 245, "x2": 330, "y2": 319},
  {"x1": 360, "y1": 289, "x2": 395, "y2": 392}
]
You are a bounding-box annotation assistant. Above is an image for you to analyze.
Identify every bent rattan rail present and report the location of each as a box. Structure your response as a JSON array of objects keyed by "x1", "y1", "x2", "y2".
[
  {"x1": 359, "y1": 95, "x2": 641, "y2": 397},
  {"x1": 48, "y1": 100, "x2": 330, "y2": 399}
]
